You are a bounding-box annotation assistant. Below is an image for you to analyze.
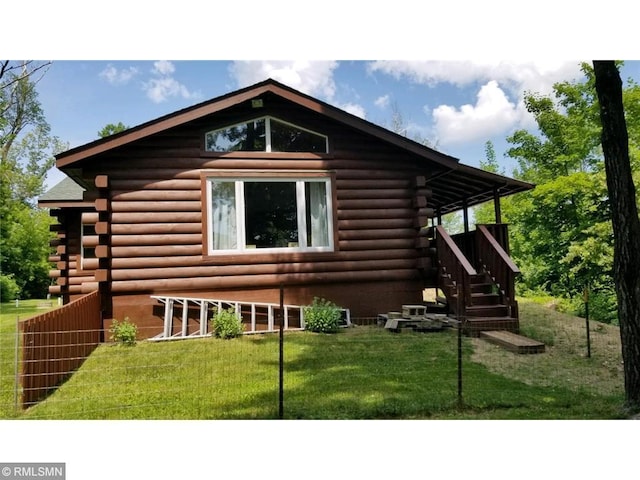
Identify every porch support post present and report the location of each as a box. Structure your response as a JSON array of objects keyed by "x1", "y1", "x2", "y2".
[
  {"x1": 436, "y1": 208, "x2": 442, "y2": 226},
  {"x1": 493, "y1": 187, "x2": 502, "y2": 224},
  {"x1": 462, "y1": 199, "x2": 470, "y2": 233}
]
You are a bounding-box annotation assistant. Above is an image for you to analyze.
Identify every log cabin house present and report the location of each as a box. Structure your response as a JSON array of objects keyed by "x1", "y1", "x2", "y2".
[{"x1": 39, "y1": 78, "x2": 534, "y2": 339}]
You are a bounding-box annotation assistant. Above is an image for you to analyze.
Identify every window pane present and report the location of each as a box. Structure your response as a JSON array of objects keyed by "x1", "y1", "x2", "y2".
[
  {"x1": 270, "y1": 119, "x2": 327, "y2": 153},
  {"x1": 306, "y1": 182, "x2": 330, "y2": 247},
  {"x1": 244, "y1": 182, "x2": 298, "y2": 248},
  {"x1": 206, "y1": 119, "x2": 266, "y2": 152},
  {"x1": 210, "y1": 181, "x2": 237, "y2": 250}
]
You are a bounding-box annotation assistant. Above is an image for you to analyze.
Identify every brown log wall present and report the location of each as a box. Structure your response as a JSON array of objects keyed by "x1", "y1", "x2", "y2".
[
  {"x1": 69, "y1": 106, "x2": 439, "y2": 333},
  {"x1": 48, "y1": 208, "x2": 99, "y2": 303},
  {"x1": 20, "y1": 291, "x2": 102, "y2": 408}
]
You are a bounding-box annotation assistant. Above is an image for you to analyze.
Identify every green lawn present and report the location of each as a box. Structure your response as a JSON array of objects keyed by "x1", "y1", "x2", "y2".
[{"x1": 0, "y1": 298, "x2": 626, "y2": 420}]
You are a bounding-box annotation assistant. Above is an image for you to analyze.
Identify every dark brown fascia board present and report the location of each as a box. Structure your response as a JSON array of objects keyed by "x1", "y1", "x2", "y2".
[
  {"x1": 455, "y1": 163, "x2": 534, "y2": 191},
  {"x1": 55, "y1": 78, "x2": 463, "y2": 171},
  {"x1": 426, "y1": 163, "x2": 534, "y2": 195}
]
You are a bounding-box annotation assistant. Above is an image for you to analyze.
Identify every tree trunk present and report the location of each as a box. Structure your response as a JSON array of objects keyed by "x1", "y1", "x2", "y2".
[{"x1": 593, "y1": 60, "x2": 640, "y2": 411}]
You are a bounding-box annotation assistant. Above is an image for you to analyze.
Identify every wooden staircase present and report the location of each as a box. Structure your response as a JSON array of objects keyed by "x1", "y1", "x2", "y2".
[{"x1": 434, "y1": 225, "x2": 520, "y2": 337}]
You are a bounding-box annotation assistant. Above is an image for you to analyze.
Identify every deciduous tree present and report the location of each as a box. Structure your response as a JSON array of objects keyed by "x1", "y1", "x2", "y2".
[
  {"x1": 1, "y1": 61, "x2": 65, "y2": 299},
  {"x1": 501, "y1": 63, "x2": 640, "y2": 323}
]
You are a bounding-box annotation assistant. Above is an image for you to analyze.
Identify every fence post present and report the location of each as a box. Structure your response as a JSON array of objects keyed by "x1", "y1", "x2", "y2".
[
  {"x1": 278, "y1": 285, "x2": 284, "y2": 419},
  {"x1": 457, "y1": 284, "x2": 463, "y2": 409},
  {"x1": 584, "y1": 286, "x2": 591, "y2": 358}
]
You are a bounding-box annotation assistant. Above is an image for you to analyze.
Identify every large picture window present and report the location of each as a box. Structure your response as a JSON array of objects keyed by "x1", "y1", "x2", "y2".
[
  {"x1": 206, "y1": 176, "x2": 334, "y2": 254},
  {"x1": 205, "y1": 117, "x2": 328, "y2": 153}
]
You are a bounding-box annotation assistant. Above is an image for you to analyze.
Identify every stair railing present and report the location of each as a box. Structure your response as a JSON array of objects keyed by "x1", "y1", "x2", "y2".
[
  {"x1": 476, "y1": 224, "x2": 520, "y2": 318},
  {"x1": 435, "y1": 225, "x2": 477, "y2": 318}
]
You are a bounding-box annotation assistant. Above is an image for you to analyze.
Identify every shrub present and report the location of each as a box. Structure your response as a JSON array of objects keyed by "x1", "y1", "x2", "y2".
[
  {"x1": 303, "y1": 297, "x2": 342, "y2": 333},
  {"x1": 211, "y1": 307, "x2": 243, "y2": 339},
  {"x1": 0, "y1": 274, "x2": 20, "y2": 302},
  {"x1": 574, "y1": 289, "x2": 619, "y2": 325},
  {"x1": 109, "y1": 317, "x2": 138, "y2": 346}
]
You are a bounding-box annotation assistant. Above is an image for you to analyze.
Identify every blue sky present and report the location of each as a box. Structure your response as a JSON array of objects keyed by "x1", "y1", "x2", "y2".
[{"x1": 37, "y1": 59, "x2": 640, "y2": 191}]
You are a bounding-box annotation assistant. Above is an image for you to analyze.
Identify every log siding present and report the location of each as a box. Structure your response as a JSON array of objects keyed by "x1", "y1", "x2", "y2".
[{"x1": 51, "y1": 87, "x2": 444, "y2": 335}]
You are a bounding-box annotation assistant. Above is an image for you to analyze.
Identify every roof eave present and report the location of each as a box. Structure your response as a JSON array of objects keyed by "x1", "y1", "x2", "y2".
[{"x1": 55, "y1": 78, "x2": 463, "y2": 171}]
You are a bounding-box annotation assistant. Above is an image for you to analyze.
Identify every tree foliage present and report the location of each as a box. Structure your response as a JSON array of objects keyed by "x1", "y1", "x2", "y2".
[
  {"x1": 500, "y1": 62, "x2": 640, "y2": 323},
  {"x1": 97, "y1": 122, "x2": 128, "y2": 138},
  {"x1": 473, "y1": 141, "x2": 503, "y2": 226},
  {"x1": 1, "y1": 61, "x2": 65, "y2": 299}
]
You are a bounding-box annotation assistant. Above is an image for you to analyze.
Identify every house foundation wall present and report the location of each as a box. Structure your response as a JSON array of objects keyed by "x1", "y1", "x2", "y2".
[{"x1": 109, "y1": 279, "x2": 425, "y2": 339}]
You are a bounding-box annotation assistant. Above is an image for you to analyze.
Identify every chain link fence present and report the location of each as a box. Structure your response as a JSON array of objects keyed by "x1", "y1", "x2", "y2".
[{"x1": 0, "y1": 299, "x2": 626, "y2": 420}]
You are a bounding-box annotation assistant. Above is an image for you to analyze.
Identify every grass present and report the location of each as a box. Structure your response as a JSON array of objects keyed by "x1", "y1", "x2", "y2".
[
  {"x1": 0, "y1": 297, "x2": 627, "y2": 419},
  {"x1": 472, "y1": 298, "x2": 624, "y2": 398}
]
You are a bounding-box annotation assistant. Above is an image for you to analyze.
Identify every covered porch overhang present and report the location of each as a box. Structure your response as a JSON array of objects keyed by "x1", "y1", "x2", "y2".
[{"x1": 423, "y1": 163, "x2": 534, "y2": 220}]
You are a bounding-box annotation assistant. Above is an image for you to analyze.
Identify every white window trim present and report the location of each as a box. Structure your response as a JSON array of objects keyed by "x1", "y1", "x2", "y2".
[
  {"x1": 206, "y1": 175, "x2": 334, "y2": 255},
  {"x1": 205, "y1": 116, "x2": 329, "y2": 153}
]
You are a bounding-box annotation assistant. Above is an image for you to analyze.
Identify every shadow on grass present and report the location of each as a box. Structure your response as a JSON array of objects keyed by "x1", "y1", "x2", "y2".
[{"x1": 208, "y1": 327, "x2": 625, "y2": 420}]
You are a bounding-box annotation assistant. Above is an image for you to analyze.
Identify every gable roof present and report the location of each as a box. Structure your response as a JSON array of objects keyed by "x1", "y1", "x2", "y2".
[
  {"x1": 54, "y1": 78, "x2": 533, "y2": 214},
  {"x1": 38, "y1": 176, "x2": 91, "y2": 208}
]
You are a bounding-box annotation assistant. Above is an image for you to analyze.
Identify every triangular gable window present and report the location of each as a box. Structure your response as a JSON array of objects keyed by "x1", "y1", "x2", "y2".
[{"x1": 205, "y1": 117, "x2": 328, "y2": 153}]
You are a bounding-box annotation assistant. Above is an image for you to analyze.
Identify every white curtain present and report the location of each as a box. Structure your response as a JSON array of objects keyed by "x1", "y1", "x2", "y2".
[
  {"x1": 211, "y1": 182, "x2": 237, "y2": 250},
  {"x1": 308, "y1": 182, "x2": 328, "y2": 247}
]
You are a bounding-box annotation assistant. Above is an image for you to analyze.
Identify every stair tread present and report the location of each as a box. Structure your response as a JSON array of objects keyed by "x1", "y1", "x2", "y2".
[
  {"x1": 450, "y1": 291, "x2": 498, "y2": 297},
  {"x1": 466, "y1": 303, "x2": 508, "y2": 310}
]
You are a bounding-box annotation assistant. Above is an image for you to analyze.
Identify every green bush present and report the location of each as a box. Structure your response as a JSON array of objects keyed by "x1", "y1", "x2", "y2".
[
  {"x1": 211, "y1": 307, "x2": 243, "y2": 339},
  {"x1": 109, "y1": 317, "x2": 138, "y2": 346},
  {"x1": 303, "y1": 297, "x2": 342, "y2": 333},
  {"x1": 574, "y1": 289, "x2": 619, "y2": 325},
  {"x1": 0, "y1": 274, "x2": 20, "y2": 302}
]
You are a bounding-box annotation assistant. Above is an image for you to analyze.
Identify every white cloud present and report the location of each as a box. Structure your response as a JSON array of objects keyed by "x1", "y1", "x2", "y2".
[
  {"x1": 143, "y1": 60, "x2": 199, "y2": 103},
  {"x1": 374, "y1": 94, "x2": 390, "y2": 109},
  {"x1": 99, "y1": 64, "x2": 139, "y2": 85},
  {"x1": 337, "y1": 102, "x2": 366, "y2": 119},
  {"x1": 368, "y1": 60, "x2": 584, "y2": 146},
  {"x1": 367, "y1": 60, "x2": 581, "y2": 96},
  {"x1": 432, "y1": 80, "x2": 520, "y2": 145},
  {"x1": 229, "y1": 60, "x2": 339, "y2": 99},
  {"x1": 152, "y1": 60, "x2": 175, "y2": 76}
]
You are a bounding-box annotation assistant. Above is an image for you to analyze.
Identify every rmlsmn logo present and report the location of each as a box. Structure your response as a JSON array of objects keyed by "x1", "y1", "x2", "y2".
[{"x1": 0, "y1": 463, "x2": 65, "y2": 480}]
